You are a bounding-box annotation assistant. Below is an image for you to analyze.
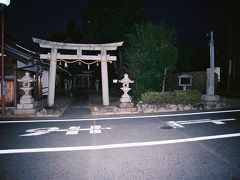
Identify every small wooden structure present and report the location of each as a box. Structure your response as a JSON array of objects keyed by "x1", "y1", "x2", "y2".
[{"x1": 178, "y1": 74, "x2": 192, "y2": 90}]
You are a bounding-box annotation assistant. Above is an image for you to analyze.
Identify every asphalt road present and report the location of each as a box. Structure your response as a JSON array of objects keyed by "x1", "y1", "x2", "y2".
[{"x1": 0, "y1": 109, "x2": 240, "y2": 180}]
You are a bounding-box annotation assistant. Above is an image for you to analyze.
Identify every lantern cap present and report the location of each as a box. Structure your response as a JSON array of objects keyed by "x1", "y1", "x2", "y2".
[{"x1": 0, "y1": 0, "x2": 10, "y2": 6}]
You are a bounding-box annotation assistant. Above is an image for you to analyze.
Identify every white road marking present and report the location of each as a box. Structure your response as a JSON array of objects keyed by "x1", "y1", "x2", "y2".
[
  {"x1": 20, "y1": 127, "x2": 60, "y2": 137},
  {"x1": 167, "y1": 118, "x2": 236, "y2": 128},
  {"x1": 167, "y1": 121, "x2": 184, "y2": 128},
  {"x1": 176, "y1": 118, "x2": 236, "y2": 125},
  {"x1": 0, "y1": 109, "x2": 240, "y2": 124},
  {"x1": 176, "y1": 119, "x2": 211, "y2": 124},
  {"x1": 212, "y1": 121, "x2": 225, "y2": 125},
  {"x1": 1, "y1": 133, "x2": 240, "y2": 154},
  {"x1": 66, "y1": 126, "x2": 81, "y2": 135},
  {"x1": 20, "y1": 125, "x2": 111, "y2": 136},
  {"x1": 90, "y1": 125, "x2": 101, "y2": 134}
]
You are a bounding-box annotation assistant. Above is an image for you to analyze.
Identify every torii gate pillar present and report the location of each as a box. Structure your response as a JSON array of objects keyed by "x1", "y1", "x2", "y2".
[
  {"x1": 48, "y1": 48, "x2": 57, "y2": 107},
  {"x1": 101, "y1": 49, "x2": 109, "y2": 106}
]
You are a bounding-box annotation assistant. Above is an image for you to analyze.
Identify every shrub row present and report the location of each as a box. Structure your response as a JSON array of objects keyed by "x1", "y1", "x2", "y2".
[{"x1": 141, "y1": 90, "x2": 202, "y2": 104}]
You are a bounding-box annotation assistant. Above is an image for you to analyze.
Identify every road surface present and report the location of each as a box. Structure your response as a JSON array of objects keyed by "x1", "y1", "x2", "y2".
[{"x1": 0, "y1": 109, "x2": 240, "y2": 179}]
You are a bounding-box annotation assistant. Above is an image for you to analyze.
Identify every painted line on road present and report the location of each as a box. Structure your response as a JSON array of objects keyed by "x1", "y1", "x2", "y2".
[
  {"x1": 167, "y1": 118, "x2": 236, "y2": 128},
  {"x1": 19, "y1": 125, "x2": 112, "y2": 136},
  {"x1": 1, "y1": 133, "x2": 240, "y2": 154},
  {"x1": 0, "y1": 109, "x2": 240, "y2": 124},
  {"x1": 176, "y1": 118, "x2": 236, "y2": 125},
  {"x1": 167, "y1": 121, "x2": 184, "y2": 128},
  {"x1": 65, "y1": 126, "x2": 81, "y2": 135}
]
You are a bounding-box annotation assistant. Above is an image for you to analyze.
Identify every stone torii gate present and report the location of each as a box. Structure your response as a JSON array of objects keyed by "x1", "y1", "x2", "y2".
[{"x1": 33, "y1": 37, "x2": 123, "y2": 107}]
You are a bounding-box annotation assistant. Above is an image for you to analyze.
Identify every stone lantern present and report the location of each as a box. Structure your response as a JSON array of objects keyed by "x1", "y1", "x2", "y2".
[
  {"x1": 15, "y1": 71, "x2": 36, "y2": 115},
  {"x1": 119, "y1": 74, "x2": 134, "y2": 108}
]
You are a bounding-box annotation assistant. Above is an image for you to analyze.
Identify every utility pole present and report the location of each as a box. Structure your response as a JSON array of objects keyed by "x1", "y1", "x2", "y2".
[
  {"x1": 201, "y1": 31, "x2": 219, "y2": 104},
  {"x1": 0, "y1": 0, "x2": 11, "y2": 115},
  {"x1": 210, "y1": 31, "x2": 215, "y2": 69},
  {"x1": 1, "y1": 5, "x2": 6, "y2": 115},
  {"x1": 207, "y1": 31, "x2": 215, "y2": 96},
  {"x1": 227, "y1": 59, "x2": 232, "y2": 91}
]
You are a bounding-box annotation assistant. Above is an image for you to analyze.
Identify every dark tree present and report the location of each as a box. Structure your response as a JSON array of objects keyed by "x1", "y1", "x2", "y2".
[
  {"x1": 49, "y1": 21, "x2": 82, "y2": 43},
  {"x1": 125, "y1": 21, "x2": 178, "y2": 98},
  {"x1": 82, "y1": 0, "x2": 146, "y2": 43}
]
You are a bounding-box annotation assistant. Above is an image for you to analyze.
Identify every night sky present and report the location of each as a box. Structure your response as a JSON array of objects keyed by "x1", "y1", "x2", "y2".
[{"x1": 5, "y1": 0, "x2": 227, "y2": 50}]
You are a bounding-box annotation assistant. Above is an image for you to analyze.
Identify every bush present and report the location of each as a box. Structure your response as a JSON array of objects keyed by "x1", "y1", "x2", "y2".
[{"x1": 141, "y1": 90, "x2": 201, "y2": 105}]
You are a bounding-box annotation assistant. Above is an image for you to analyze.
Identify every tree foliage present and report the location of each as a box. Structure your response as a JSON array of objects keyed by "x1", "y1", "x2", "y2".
[
  {"x1": 49, "y1": 22, "x2": 82, "y2": 43},
  {"x1": 48, "y1": 22, "x2": 84, "y2": 74},
  {"x1": 124, "y1": 21, "x2": 178, "y2": 99},
  {"x1": 175, "y1": 44, "x2": 191, "y2": 72},
  {"x1": 82, "y1": 0, "x2": 146, "y2": 43}
]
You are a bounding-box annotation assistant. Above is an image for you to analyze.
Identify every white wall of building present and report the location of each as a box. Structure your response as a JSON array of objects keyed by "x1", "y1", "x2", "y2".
[{"x1": 42, "y1": 71, "x2": 48, "y2": 95}]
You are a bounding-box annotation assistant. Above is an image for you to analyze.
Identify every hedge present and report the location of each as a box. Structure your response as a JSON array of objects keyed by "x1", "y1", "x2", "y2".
[{"x1": 141, "y1": 90, "x2": 201, "y2": 105}]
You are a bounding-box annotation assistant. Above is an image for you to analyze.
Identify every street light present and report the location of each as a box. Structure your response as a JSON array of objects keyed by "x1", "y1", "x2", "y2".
[{"x1": 0, "y1": 0, "x2": 10, "y2": 115}]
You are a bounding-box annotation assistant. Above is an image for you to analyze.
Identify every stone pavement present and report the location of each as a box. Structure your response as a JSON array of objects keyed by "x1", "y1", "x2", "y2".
[
  {"x1": 61, "y1": 93, "x2": 91, "y2": 118},
  {"x1": 0, "y1": 90, "x2": 92, "y2": 119}
]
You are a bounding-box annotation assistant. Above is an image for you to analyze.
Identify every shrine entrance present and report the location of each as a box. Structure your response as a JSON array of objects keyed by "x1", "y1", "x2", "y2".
[
  {"x1": 33, "y1": 37, "x2": 123, "y2": 107},
  {"x1": 73, "y1": 70, "x2": 94, "y2": 89}
]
